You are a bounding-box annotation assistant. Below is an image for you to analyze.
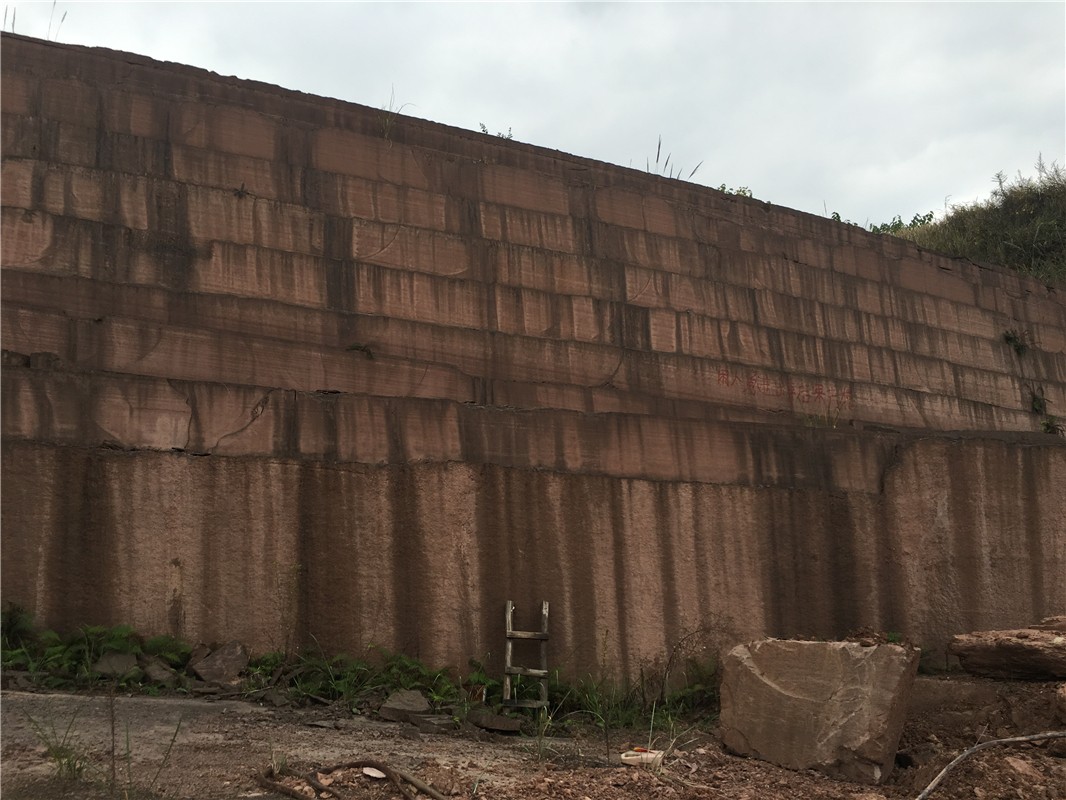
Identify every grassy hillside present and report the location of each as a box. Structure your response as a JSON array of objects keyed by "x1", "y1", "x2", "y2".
[{"x1": 878, "y1": 158, "x2": 1066, "y2": 285}]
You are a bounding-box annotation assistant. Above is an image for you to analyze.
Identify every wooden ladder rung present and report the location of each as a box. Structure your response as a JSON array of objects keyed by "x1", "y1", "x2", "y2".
[
  {"x1": 505, "y1": 665, "x2": 548, "y2": 678},
  {"x1": 506, "y1": 631, "x2": 549, "y2": 641},
  {"x1": 507, "y1": 699, "x2": 549, "y2": 709}
]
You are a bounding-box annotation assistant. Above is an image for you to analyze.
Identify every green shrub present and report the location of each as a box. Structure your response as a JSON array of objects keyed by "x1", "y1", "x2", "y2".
[{"x1": 892, "y1": 157, "x2": 1066, "y2": 284}]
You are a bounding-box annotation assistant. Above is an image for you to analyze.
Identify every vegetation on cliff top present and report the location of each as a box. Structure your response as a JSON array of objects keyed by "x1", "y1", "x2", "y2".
[{"x1": 848, "y1": 157, "x2": 1066, "y2": 285}]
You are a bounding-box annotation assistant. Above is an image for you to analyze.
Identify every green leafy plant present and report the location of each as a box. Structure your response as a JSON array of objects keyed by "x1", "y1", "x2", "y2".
[
  {"x1": 478, "y1": 123, "x2": 513, "y2": 140},
  {"x1": 374, "y1": 648, "x2": 461, "y2": 706},
  {"x1": 463, "y1": 657, "x2": 502, "y2": 705},
  {"x1": 718, "y1": 184, "x2": 753, "y2": 198},
  {"x1": 142, "y1": 635, "x2": 192, "y2": 669},
  {"x1": 1030, "y1": 389, "x2": 1048, "y2": 416},
  {"x1": 1003, "y1": 329, "x2": 1031, "y2": 356},
  {"x1": 869, "y1": 211, "x2": 936, "y2": 235},
  {"x1": 2, "y1": 603, "x2": 36, "y2": 650}
]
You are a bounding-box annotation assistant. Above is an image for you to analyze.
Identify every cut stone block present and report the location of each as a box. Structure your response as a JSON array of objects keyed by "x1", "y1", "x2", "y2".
[{"x1": 719, "y1": 639, "x2": 919, "y2": 784}]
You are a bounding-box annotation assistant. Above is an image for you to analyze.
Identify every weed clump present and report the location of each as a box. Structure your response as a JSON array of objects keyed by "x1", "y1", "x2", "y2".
[{"x1": 893, "y1": 157, "x2": 1066, "y2": 284}]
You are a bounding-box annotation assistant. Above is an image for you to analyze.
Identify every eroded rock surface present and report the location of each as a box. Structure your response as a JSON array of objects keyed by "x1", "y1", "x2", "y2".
[
  {"x1": 949, "y1": 622, "x2": 1066, "y2": 680},
  {"x1": 719, "y1": 639, "x2": 919, "y2": 784}
]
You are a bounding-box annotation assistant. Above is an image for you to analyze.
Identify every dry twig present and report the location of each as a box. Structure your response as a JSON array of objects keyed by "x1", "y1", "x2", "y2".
[{"x1": 255, "y1": 758, "x2": 449, "y2": 800}]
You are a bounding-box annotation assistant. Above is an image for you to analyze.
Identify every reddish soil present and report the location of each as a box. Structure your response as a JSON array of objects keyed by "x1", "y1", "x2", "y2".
[{"x1": 1, "y1": 678, "x2": 1063, "y2": 800}]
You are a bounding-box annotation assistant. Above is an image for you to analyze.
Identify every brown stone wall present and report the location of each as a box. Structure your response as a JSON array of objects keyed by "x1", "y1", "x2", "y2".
[
  {"x1": 2, "y1": 33, "x2": 1064, "y2": 674},
  {"x1": 2, "y1": 437, "x2": 1062, "y2": 675}
]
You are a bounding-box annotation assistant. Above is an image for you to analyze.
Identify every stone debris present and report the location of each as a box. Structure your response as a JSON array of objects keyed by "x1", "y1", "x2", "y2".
[
  {"x1": 466, "y1": 707, "x2": 523, "y2": 733},
  {"x1": 262, "y1": 688, "x2": 290, "y2": 707},
  {"x1": 719, "y1": 638, "x2": 919, "y2": 785},
  {"x1": 141, "y1": 655, "x2": 180, "y2": 687},
  {"x1": 1056, "y1": 683, "x2": 1066, "y2": 724},
  {"x1": 410, "y1": 713, "x2": 457, "y2": 734},
  {"x1": 1003, "y1": 755, "x2": 1044, "y2": 782},
  {"x1": 378, "y1": 689, "x2": 430, "y2": 722},
  {"x1": 190, "y1": 640, "x2": 249, "y2": 685},
  {"x1": 93, "y1": 652, "x2": 139, "y2": 678},
  {"x1": 948, "y1": 621, "x2": 1066, "y2": 680}
]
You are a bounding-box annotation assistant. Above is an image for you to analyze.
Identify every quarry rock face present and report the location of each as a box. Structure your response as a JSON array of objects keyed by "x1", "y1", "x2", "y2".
[
  {"x1": 0, "y1": 32, "x2": 1064, "y2": 678},
  {"x1": 949, "y1": 620, "x2": 1066, "y2": 680},
  {"x1": 720, "y1": 639, "x2": 920, "y2": 784}
]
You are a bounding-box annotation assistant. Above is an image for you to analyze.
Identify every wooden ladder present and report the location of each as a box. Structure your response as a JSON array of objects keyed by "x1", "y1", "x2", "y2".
[{"x1": 502, "y1": 600, "x2": 549, "y2": 709}]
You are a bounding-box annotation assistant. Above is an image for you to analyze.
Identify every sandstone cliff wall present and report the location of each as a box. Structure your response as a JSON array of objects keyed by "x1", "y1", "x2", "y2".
[{"x1": 2, "y1": 33, "x2": 1064, "y2": 675}]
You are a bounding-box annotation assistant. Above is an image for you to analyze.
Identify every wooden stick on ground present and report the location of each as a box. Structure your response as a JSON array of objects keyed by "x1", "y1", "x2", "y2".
[
  {"x1": 253, "y1": 766, "x2": 308, "y2": 800},
  {"x1": 254, "y1": 758, "x2": 449, "y2": 800},
  {"x1": 317, "y1": 759, "x2": 448, "y2": 800},
  {"x1": 304, "y1": 768, "x2": 354, "y2": 800},
  {"x1": 915, "y1": 731, "x2": 1066, "y2": 800}
]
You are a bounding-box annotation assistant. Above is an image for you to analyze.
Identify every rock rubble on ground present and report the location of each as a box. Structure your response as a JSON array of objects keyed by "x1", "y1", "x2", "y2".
[
  {"x1": 378, "y1": 689, "x2": 431, "y2": 722},
  {"x1": 189, "y1": 640, "x2": 249, "y2": 686}
]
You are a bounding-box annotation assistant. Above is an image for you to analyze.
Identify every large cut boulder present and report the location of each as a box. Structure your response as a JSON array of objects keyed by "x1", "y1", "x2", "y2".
[
  {"x1": 720, "y1": 639, "x2": 919, "y2": 785},
  {"x1": 948, "y1": 619, "x2": 1066, "y2": 680}
]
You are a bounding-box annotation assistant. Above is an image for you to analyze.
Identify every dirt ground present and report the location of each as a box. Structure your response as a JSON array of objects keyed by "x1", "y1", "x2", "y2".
[{"x1": 1, "y1": 678, "x2": 1063, "y2": 800}]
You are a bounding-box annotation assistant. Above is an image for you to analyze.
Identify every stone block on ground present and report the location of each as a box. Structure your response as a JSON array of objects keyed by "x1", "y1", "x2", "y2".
[
  {"x1": 141, "y1": 655, "x2": 180, "y2": 687},
  {"x1": 378, "y1": 689, "x2": 430, "y2": 722},
  {"x1": 410, "y1": 713, "x2": 457, "y2": 734},
  {"x1": 190, "y1": 641, "x2": 249, "y2": 685},
  {"x1": 93, "y1": 652, "x2": 139, "y2": 679},
  {"x1": 466, "y1": 706, "x2": 523, "y2": 733},
  {"x1": 948, "y1": 624, "x2": 1066, "y2": 680},
  {"x1": 719, "y1": 639, "x2": 919, "y2": 784}
]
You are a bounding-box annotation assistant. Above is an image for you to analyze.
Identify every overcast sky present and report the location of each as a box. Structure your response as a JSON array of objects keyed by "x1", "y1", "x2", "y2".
[{"x1": 7, "y1": 1, "x2": 1065, "y2": 226}]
